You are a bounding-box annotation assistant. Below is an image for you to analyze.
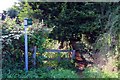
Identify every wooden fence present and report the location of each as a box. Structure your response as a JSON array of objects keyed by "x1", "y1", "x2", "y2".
[{"x1": 32, "y1": 46, "x2": 75, "y2": 66}]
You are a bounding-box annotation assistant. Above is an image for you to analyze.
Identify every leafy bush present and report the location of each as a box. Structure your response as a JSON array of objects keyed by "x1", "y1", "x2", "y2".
[
  {"x1": 41, "y1": 68, "x2": 79, "y2": 78},
  {"x1": 82, "y1": 67, "x2": 103, "y2": 78},
  {"x1": 2, "y1": 17, "x2": 49, "y2": 70},
  {"x1": 2, "y1": 68, "x2": 45, "y2": 78},
  {"x1": 82, "y1": 67, "x2": 118, "y2": 78},
  {"x1": 2, "y1": 67, "x2": 79, "y2": 78},
  {"x1": 58, "y1": 60, "x2": 75, "y2": 70}
]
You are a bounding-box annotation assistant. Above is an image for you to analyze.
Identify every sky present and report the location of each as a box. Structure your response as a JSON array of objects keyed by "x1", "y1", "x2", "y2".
[{"x1": 0, "y1": 0, "x2": 19, "y2": 13}]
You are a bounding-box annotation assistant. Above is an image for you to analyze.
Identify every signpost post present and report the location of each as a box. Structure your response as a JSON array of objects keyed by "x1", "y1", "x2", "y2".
[{"x1": 24, "y1": 18, "x2": 32, "y2": 72}]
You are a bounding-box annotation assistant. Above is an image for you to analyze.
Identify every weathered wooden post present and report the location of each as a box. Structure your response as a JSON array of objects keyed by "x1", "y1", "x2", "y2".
[
  {"x1": 72, "y1": 50, "x2": 75, "y2": 59},
  {"x1": 58, "y1": 50, "x2": 61, "y2": 63},
  {"x1": 33, "y1": 46, "x2": 36, "y2": 67}
]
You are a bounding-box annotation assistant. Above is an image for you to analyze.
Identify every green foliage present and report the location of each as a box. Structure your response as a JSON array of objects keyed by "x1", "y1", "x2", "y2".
[
  {"x1": 93, "y1": 6, "x2": 120, "y2": 57},
  {"x1": 2, "y1": 17, "x2": 48, "y2": 69},
  {"x1": 14, "y1": 2, "x2": 97, "y2": 42},
  {"x1": 2, "y1": 67, "x2": 47, "y2": 78},
  {"x1": 49, "y1": 3, "x2": 99, "y2": 42},
  {"x1": 7, "y1": 8, "x2": 18, "y2": 18},
  {"x1": 18, "y1": 2, "x2": 34, "y2": 21},
  {"x1": 14, "y1": 2, "x2": 120, "y2": 52},
  {"x1": 43, "y1": 39, "x2": 59, "y2": 49},
  {"x1": 28, "y1": 28, "x2": 47, "y2": 53},
  {"x1": 58, "y1": 60, "x2": 75, "y2": 70},
  {"x1": 12, "y1": 2, "x2": 120, "y2": 44},
  {"x1": 2, "y1": 17, "x2": 25, "y2": 70},
  {"x1": 2, "y1": 67, "x2": 79, "y2": 78},
  {"x1": 82, "y1": 67, "x2": 118, "y2": 78},
  {"x1": 2, "y1": 2, "x2": 120, "y2": 79},
  {"x1": 42, "y1": 68, "x2": 79, "y2": 78},
  {"x1": 4, "y1": 17, "x2": 18, "y2": 30}
]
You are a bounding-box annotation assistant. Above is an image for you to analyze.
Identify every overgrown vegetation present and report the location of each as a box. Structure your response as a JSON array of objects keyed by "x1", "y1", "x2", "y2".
[
  {"x1": 1, "y1": 2, "x2": 119, "y2": 79},
  {"x1": 82, "y1": 67, "x2": 118, "y2": 78}
]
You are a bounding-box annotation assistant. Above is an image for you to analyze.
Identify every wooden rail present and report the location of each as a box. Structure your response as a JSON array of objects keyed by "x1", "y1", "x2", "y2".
[
  {"x1": 32, "y1": 48, "x2": 75, "y2": 66},
  {"x1": 45, "y1": 49, "x2": 73, "y2": 52}
]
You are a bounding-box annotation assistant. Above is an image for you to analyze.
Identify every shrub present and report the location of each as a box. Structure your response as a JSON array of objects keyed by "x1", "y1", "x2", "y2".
[
  {"x1": 41, "y1": 68, "x2": 79, "y2": 78},
  {"x1": 82, "y1": 67, "x2": 118, "y2": 78},
  {"x1": 2, "y1": 17, "x2": 49, "y2": 71},
  {"x1": 2, "y1": 67, "x2": 48, "y2": 78}
]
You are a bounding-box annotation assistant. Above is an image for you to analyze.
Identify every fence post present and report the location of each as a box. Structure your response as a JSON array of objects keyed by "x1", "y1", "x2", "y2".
[
  {"x1": 58, "y1": 50, "x2": 61, "y2": 63},
  {"x1": 72, "y1": 50, "x2": 75, "y2": 59},
  {"x1": 33, "y1": 46, "x2": 36, "y2": 67}
]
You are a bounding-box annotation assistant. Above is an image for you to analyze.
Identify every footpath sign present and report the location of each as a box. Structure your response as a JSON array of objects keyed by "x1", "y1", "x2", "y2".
[{"x1": 24, "y1": 18, "x2": 32, "y2": 72}]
